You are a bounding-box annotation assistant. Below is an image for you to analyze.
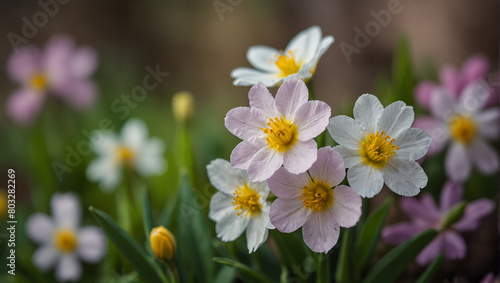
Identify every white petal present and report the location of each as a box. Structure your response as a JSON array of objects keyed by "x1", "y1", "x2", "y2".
[
  {"x1": 394, "y1": 128, "x2": 432, "y2": 160},
  {"x1": 55, "y1": 255, "x2": 82, "y2": 282},
  {"x1": 77, "y1": 226, "x2": 107, "y2": 263},
  {"x1": 26, "y1": 213, "x2": 54, "y2": 245},
  {"x1": 294, "y1": 100, "x2": 331, "y2": 141},
  {"x1": 247, "y1": 45, "x2": 280, "y2": 72},
  {"x1": 215, "y1": 208, "x2": 250, "y2": 242},
  {"x1": 121, "y1": 119, "x2": 148, "y2": 150},
  {"x1": 231, "y1": 67, "x2": 281, "y2": 87},
  {"x1": 309, "y1": 147, "x2": 346, "y2": 187},
  {"x1": 347, "y1": 163, "x2": 384, "y2": 198},
  {"x1": 430, "y1": 88, "x2": 455, "y2": 119},
  {"x1": 283, "y1": 139, "x2": 317, "y2": 175},
  {"x1": 377, "y1": 101, "x2": 414, "y2": 137},
  {"x1": 475, "y1": 107, "x2": 500, "y2": 140},
  {"x1": 285, "y1": 26, "x2": 322, "y2": 64},
  {"x1": 209, "y1": 192, "x2": 236, "y2": 222},
  {"x1": 207, "y1": 159, "x2": 248, "y2": 195},
  {"x1": 248, "y1": 82, "x2": 279, "y2": 117},
  {"x1": 32, "y1": 246, "x2": 58, "y2": 271},
  {"x1": 247, "y1": 147, "x2": 283, "y2": 182},
  {"x1": 51, "y1": 193, "x2": 81, "y2": 229},
  {"x1": 90, "y1": 132, "x2": 118, "y2": 155},
  {"x1": 275, "y1": 78, "x2": 308, "y2": 120},
  {"x1": 382, "y1": 158, "x2": 428, "y2": 197},
  {"x1": 302, "y1": 211, "x2": 340, "y2": 254},
  {"x1": 458, "y1": 81, "x2": 490, "y2": 113},
  {"x1": 86, "y1": 156, "x2": 121, "y2": 192},
  {"x1": 327, "y1": 115, "x2": 364, "y2": 149},
  {"x1": 331, "y1": 185, "x2": 362, "y2": 227},
  {"x1": 469, "y1": 139, "x2": 499, "y2": 175},
  {"x1": 353, "y1": 94, "x2": 384, "y2": 133},
  {"x1": 317, "y1": 35, "x2": 335, "y2": 58},
  {"x1": 332, "y1": 145, "x2": 362, "y2": 168},
  {"x1": 246, "y1": 211, "x2": 270, "y2": 253},
  {"x1": 135, "y1": 138, "x2": 166, "y2": 176},
  {"x1": 445, "y1": 143, "x2": 471, "y2": 182}
]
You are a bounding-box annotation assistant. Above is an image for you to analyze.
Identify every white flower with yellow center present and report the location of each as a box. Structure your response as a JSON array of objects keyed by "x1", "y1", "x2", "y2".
[
  {"x1": 328, "y1": 94, "x2": 432, "y2": 197},
  {"x1": 26, "y1": 193, "x2": 107, "y2": 282},
  {"x1": 231, "y1": 26, "x2": 334, "y2": 87},
  {"x1": 225, "y1": 78, "x2": 331, "y2": 182},
  {"x1": 207, "y1": 159, "x2": 274, "y2": 253},
  {"x1": 86, "y1": 119, "x2": 166, "y2": 192}
]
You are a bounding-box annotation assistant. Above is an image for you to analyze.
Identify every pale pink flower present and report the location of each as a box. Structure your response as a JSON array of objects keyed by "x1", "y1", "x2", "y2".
[
  {"x1": 268, "y1": 147, "x2": 362, "y2": 253},
  {"x1": 6, "y1": 35, "x2": 98, "y2": 125},
  {"x1": 225, "y1": 78, "x2": 331, "y2": 182},
  {"x1": 382, "y1": 182, "x2": 494, "y2": 266}
]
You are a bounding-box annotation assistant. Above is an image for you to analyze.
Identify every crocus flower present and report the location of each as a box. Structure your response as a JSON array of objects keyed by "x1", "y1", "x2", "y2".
[
  {"x1": 231, "y1": 26, "x2": 334, "y2": 87},
  {"x1": 327, "y1": 94, "x2": 431, "y2": 197},
  {"x1": 207, "y1": 159, "x2": 273, "y2": 253},
  {"x1": 268, "y1": 147, "x2": 361, "y2": 253},
  {"x1": 415, "y1": 54, "x2": 497, "y2": 109},
  {"x1": 26, "y1": 193, "x2": 107, "y2": 282},
  {"x1": 382, "y1": 182, "x2": 495, "y2": 266},
  {"x1": 413, "y1": 81, "x2": 499, "y2": 182},
  {"x1": 6, "y1": 35, "x2": 98, "y2": 125},
  {"x1": 225, "y1": 78, "x2": 331, "y2": 182},
  {"x1": 86, "y1": 119, "x2": 166, "y2": 192}
]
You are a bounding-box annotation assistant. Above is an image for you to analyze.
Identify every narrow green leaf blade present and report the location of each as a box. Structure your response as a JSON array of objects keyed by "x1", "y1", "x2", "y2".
[
  {"x1": 141, "y1": 187, "x2": 155, "y2": 237},
  {"x1": 415, "y1": 253, "x2": 444, "y2": 283},
  {"x1": 213, "y1": 257, "x2": 273, "y2": 283},
  {"x1": 336, "y1": 228, "x2": 353, "y2": 283},
  {"x1": 158, "y1": 193, "x2": 177, "y2": 228},
  {"x1": 362, "y1": 229, "x2": 438, "y2": 283},
  {"x1": 89, "y1": 207, "x2": 168, "y2": 283}
]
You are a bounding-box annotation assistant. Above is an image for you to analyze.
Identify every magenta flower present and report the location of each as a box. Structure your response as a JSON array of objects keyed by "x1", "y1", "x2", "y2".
[
  {"x1": 382, "y1": 181, "x2": 495, "y2": 266},
  {"x1": 6, "y1": 35, "x2": 98, "y2": 125},
  {"x1": 415, "y1": 54, "x2": 497, "y2": 109},
  {"x1": 268, "y1": 147, "x2": 362, "y2": 253},
  {"x1": 413, "y1": 81, "x2": 499, "y2": 182},
  {"x1": 225, "y1": 78, "x2": 331, "y2": 182}
]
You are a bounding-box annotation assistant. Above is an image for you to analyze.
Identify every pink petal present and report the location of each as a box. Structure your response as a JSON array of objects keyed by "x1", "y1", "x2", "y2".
[
  {"x1": 247, "y1": 146, "x2": 283, "y2": 182},
  {"x1": 331, "y1": 185, "x2": 362, "y2": 227},
  {"x1": 458, "y1": 81, "x2": 490, "y2": 113},
  {"x1": 248, "y1": 82, "x2": 278, "y2": 117},
  {"x1": 327, "y1": 115, "x2": 364, "y2": 149},
  {"x1": 454, "y1": 199, "x2": 495, "y2": 232},
  {"x1": 382, "y1": 158, "x2": 428, "y2": 197},
  {"x1": 54, "y1": 80, "x2": 96, "y2": 110},
  {"x1": 247, "y1": 46, "x2": 280, "y2": 73},
  {"x1": 230, "y1": 141, "x2": 262, "y2": 170},
  {"x1": 26, "y1": 213, "x2": 54, "y2": 245},
  {"x1": 275, "y1": 78, "x2": 308, "y2": 119},
  {"x1": 283, "y1": 139, "x2": 317, "y2": 174},
  {"x1": 42, "y1": 35, "x2": 75, "y2": 86},
  {"x1": 309, "y1": 147, "x2": 345, "y2": 187},
  {"x1": 346, "y1": 163, "x2": 384, "y2": 198},
  {"x1": 445, "y1": 143, "x2": 471, "y2": 182},
  {"x1": 439, "y1": 181, "x2": 463, "y2": 211},
  {"x1": 377, "y1": 101, "x2": 415, "y2": 138},
  {"x1": 412, "y1": 117, "x2": 449, "y2": 155},
  {"x1": 353, "y1": 93, "x2": 384, "y2": 133},
  {"x1": 416, "y1": 235, "x2": 444, "y2": 266},
  {"x1": 6, "y1": 88, "x2": 45, "y2": 125},
  {"x1": 270, "y1": 197, "x2": 310, "y2": 233},
  {"x1": 294, "y1": 100, "x2": 331, "y2": 141},
  {"x1": 414, "y1": 82, "x2": 437, "y2": 110},
  {"x1": 302, "y1": 210, "x2": 340, "y2": 253},
  {"x1": 443, "y1": 231, "x2": 467, "y2": 260},
  {"x1": 382, "y1": 222, "x2": 423, "y2": 245},
  {"x1": 400, "y1": 194, "x2": 440, "y2": 222},
  {"x1": 7, "y1": 45, "x2": 41, "y2": 83},
  {"x1": 394, "y1": 127, "x2": 432, "y2": 160},
  {"x1": 440, "y1": 66, "x2": 463, "y2": 97},
  {"x1": 70, "y1": 47, "x2": 98, "y2": 79},
  {"x1": 469, "y1": 139, "x2": 499, "y2": 175},
  {"x1": 480, "y1": 273, "x2": 496, "y2": 283},
  {"x1": 462, "y1": 55, "x2": 489, "y2": 83},
  {"x1": 225, "y1": 107, "x2": 267, "y2": 141},
  {"x1": 430, "y1": 88, "x2": 456, "y2": 119},
  {"x1": 475, "y1": 107, "x2": 500, "y2": 140},
  {"x1": 267, "y1": 167, "x2": 308, "y2": 199}
]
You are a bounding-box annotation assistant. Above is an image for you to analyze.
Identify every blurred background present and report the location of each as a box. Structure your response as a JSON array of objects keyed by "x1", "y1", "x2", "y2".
[{"x1": 0, "y1": 0, "x2": 498, "y2": 282}]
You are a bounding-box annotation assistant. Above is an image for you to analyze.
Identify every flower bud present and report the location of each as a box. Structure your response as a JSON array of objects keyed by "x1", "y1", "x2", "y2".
[
  {"x1": 150, "y1": 226, "x2": 176, "y2": 260},
  {"x1": 172, "y1": 91, "x2": 194, "y2": 123}
]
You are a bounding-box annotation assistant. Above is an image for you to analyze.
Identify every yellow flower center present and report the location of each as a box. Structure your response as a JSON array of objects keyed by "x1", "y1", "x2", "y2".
[
  {"x1": 115, "y1": 146, "x2": 135, "y2": 167},
  {"x1": 359, "y1": 131, "x2": 399, "y2": 169},
  {"x1": 300, "y1": 180, "x2": 333, "y2": 211},
  {"x1": 30, "y1": 73, "x2": 48, "y2": 91},
  {"x1": 54, "y1": 229, "x2": 78, "y2": 253},
  {"x1": 450, "y1": 116, "x2": 477, "y2": 144},
  {"x1": 231, "y1": 182, "x2": 262, "y2": 217},
  {"x1": 260, "y1": 116, "x2": 298, "y2": 152},
  {"x1": 274, "y1": 50, "x2": 302, "y2": 78}
]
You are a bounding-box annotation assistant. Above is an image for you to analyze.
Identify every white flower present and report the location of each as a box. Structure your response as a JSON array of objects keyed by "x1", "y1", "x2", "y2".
[
  {"x1": 26, "y1": 193, "x2": 107, "y2": 282},
  {"x1": 86, "y1": 119, "x2": 166, "y2": 192},
  {"x1": 327, "y1": 94, "x2": 432, "y2": 197},
  {"x1": 231, "y1": 26, "x2": 334, "y2": 87},
  {"x1": 207, "y1": 159, "x2": 274, "y2": 253}
]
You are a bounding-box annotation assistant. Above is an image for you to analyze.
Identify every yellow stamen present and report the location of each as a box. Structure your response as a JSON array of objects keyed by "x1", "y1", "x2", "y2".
[
  {"x1": 450, "y1": 116, "x2": 477, "y2": 144},
  {"x1": 359, "y1": 131, "x2": 399, "y2": 169},
  {"x1": 260, "y1": 116, "x2": 298, "y2": 152},
  {"x1": 30, "y1": 73, "x2": 48, "y2": 91},
  {"x1": 115, "y1": 146, "x2": 135, "y2": 167},
  {"x1": 273, "y1": 50, "x2": 302, "y2": 78},
  {"x1": 299, "y1": 180, "x2": 333, "y2": 211},
  {"x1": 231, "y1": 183, "x2": 262, "y2": 217},
  {"x1": 54, "y1": 229, "x2": 78, "y2": 253}
]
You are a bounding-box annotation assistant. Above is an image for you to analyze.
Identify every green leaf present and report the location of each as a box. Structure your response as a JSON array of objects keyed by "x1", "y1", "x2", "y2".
[
  {"x1": 176, "y1": 172, "x2": 215, "y2": 282},
  {"x1": 158, "y1": 193, "x2": 177, "y2": 228},
  {"x1": 392, "y1": 35, "x2": 415, "y2": 105},
  {"x1": 336, "y1": 228, "x2": 353, "y2": 283},
  {"x1": 89, "y1": 207, "x2": 168, "y2": 283},
  {"x1": 362, "y1": 229, "x2": 438, "y2": 283},
  {"x1": 214, "y1": 265, "x2": 237, "y2": 283},
  {"x1": 141, "y1": 187, "x2": 155, "y2": 238},
  {"x1": 213, "y1": 257, "x2": 273, "y2": 283},
  {"x1": 354, "y1": 197, "x2": 393, "y2": 272},
  {"x1": 271, "y1": 230, "x2": 308, "y2": 268},
  {"x1": 440, "y1": 201, "x2": 466, "y2": 231},
  {"x1": 415, "y1": 253, "x2": 444, "y2": 283}
]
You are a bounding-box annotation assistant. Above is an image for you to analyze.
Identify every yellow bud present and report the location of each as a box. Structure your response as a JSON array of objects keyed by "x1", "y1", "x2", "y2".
[
  {"x1": 172, "y1": 91, "x2": 194, "y2": 123},
  {"x1": 150, "y1": 226, "x2": 176, "y2": 260}
]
